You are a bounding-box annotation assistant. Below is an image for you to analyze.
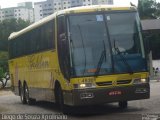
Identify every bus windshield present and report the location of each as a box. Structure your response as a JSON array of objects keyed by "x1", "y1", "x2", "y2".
[{"x1": 68, "y1": 12, "x2": 147, "y2": 77}]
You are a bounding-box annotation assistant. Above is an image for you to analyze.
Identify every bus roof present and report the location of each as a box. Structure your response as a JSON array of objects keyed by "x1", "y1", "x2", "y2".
[
  {"x1": 8, "y1": 5, "x2": 136, "y2": 40},
  {"x1": 57, "y1": 5, "x2": 136, "y2": 15}
]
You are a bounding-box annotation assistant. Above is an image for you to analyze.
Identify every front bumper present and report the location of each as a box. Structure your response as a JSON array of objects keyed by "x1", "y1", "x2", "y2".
[{"x1": 63, "y1": 83, "x2": 150, "y2": 106}]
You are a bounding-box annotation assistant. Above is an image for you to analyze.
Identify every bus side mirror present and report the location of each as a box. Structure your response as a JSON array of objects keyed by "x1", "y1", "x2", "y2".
[
  {"x1": 60, "y1": 33, "x2": 66, "y2": 41},
  {"x1": 144, "y1": 35, "x2": 152, "y2": 54}
]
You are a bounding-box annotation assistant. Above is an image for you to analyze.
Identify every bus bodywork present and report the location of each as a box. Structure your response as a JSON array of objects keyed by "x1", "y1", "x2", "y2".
[{"x1": 8, "y1": 5, "x2": 150, "y2": 112}]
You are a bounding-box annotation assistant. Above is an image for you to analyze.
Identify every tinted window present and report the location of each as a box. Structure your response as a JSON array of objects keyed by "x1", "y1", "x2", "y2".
[
  {"x1": 9, "y1": 20, "x2": 55, "y2": 59},
  {"x1": 57, "y1": 15, "x2": 70, "y2": 80}
]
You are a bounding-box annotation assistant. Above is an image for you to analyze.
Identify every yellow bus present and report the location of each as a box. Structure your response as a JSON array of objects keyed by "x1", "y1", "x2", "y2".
[{"x1": 8, "y1": 5, "x2": 150, "y2": 113}]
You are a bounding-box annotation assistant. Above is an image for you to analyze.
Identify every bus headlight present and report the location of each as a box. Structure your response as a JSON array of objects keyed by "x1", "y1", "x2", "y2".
[
  {"x1": 73, "y1": 83, "x2": 96, "y2": 89},
  {"x1": 79, "y1": 84, "x2": 86, "y2": 88},
  {"x1": 141, "y1": 78, "x2": 147, "y2": 83},
  {"x1": 133, "y1": 78, "x2": 147, "y2": 84}
]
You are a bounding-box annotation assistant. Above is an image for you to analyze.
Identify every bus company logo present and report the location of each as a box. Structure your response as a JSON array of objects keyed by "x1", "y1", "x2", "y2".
[
  {"x1": 112, "y1": 80, "x2": 117, "y2": 86},
  {"x1": 27, "y1": 55, "x2": 49, "y2": 70}
]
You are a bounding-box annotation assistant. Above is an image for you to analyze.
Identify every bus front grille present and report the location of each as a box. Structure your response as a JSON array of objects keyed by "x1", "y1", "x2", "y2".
[
  {"x1": 96, "y1": 80, "x2": 132, "y2": 86},
  {"x1": 117, "y1": 80, "x2": 132, "y2": 85},
  {"x1": 96, "y1": 81, "x2": 112, "y2": 86}
]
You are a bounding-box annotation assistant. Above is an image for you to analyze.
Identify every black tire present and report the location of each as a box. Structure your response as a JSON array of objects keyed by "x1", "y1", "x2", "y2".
[
  {"x1": 24, "y1": 83, "x2": 36, "y2": 105},
  {"x1": 20, "y1": 83, "x2": 26, "y2": 104},
  {"x1": 119, "y1": 101, "x2": 128, "y2": 109},
  {"x1": 56, "y1": 86, "x2": 69, "y2": 114}
]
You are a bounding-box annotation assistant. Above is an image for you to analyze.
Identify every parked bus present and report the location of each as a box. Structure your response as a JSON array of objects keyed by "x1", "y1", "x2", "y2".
[{"x1": 8, "y1": 5, "x2": 150, "y2": 113}]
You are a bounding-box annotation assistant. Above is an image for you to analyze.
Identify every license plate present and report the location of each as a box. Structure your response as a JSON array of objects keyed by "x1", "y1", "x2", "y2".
[{"x1": 108, "y1": 91, "x2": 122, "y2": 96}]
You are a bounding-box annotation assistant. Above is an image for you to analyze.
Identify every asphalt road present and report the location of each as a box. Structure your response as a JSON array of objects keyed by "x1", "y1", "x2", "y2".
[{"x1": 0, "y1": 81, "x2": 160, "y2": 120}]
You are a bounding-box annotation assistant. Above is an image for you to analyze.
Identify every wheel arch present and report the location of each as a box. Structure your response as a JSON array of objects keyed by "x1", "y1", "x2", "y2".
[
  {"x1": 23, "y1": 80, "x2": 27, "y2": 86},
  {"x1": 54, "y1": 80, "x2": 61, "y2": 103},
  {"x1": 18, "y1": 80, "x2": 21, "y2": 96},
  {"x1": 54, "y1": 80, "x2": 61, "y2": 92}
]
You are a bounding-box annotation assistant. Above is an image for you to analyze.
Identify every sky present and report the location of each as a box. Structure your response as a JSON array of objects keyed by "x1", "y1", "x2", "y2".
[{"x1": 0, "y1": 0, "x2": 159, "y2": 9}]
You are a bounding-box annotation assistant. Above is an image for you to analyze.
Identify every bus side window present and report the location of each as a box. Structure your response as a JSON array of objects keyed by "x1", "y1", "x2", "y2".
[{"x1": 44, "y1": 20, "x2": 55, "y2": 49}]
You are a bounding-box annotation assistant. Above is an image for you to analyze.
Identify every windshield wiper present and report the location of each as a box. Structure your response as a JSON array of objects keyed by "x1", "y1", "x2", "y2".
[
  {"x1": 94, "y1": 40, "x2": 106, "y2": 77},
  {"x1": 69, "y1": 39, "x2": 76, "y2": 76},
  {"x1": 113, "y1": 40, "x2": 133, "y2": 74},
  {"x1": 77, "y1": 25, "x2": 87, "y2": 76}
]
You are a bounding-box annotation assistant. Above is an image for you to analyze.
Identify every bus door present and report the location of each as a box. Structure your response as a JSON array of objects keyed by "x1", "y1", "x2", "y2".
[{"x1": 57, "y1": 15, "x2": 70, "y2": 81}]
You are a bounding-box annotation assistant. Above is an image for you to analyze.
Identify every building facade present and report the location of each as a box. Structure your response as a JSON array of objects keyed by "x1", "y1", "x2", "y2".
[
  {"x1": 34, "y1": 0, "x2": 84, "y2": 22},
  {"x1": 0, "y1": 0, "x2": 114, "y2": 23},
  {"x1": 34, "y1": 0, "x2": 113, "y2": 22},
  {"x1": 0, "y1": 2, "x2": 34, "y2": 23},
  {"x1": 97, "y1": 0, "x2": 113, "y2": 5},
  {"x1": 34, "y1": 0, "x2": 54, "y2": 22}
]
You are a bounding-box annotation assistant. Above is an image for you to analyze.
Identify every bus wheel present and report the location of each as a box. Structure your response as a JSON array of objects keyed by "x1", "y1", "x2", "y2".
[
  {"x1": 20, "y1": 83, "x2": 26, "y2": 104},
  {"x1": 119, "y1": 101, "x2": 128, "y2": 109},
  {"x1": 57, "y1": 86, "x2": 69, "y2": 114},
  {"x1": 24, "y1": 83, "x2": 36, "y2": 105}
]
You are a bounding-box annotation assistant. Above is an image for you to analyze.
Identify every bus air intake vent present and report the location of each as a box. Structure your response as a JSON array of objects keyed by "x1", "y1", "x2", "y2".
[
  {"x1": 117, "y1": 80, "x2": 131, "y2": 85},
  {"x1": 96, "y1": 81, "x2": 112, "y2": 86}
]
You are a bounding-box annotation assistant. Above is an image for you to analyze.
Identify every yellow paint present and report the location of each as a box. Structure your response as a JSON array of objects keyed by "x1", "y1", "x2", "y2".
[
  {"x1": 70, "y1": 72, "x2": 149, "y2": 89},
  {"x1": 8, "y1": 5, "x2": 146, "y2": 96}
]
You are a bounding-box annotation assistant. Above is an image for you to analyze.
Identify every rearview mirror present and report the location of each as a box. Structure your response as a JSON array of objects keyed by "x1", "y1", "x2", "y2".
[
  {"x1": 60, "y1": 33, "x2": 66, "y2": 41},
  {"x1": 144, "y1": 35, "x2": 153, "y2": 54}
]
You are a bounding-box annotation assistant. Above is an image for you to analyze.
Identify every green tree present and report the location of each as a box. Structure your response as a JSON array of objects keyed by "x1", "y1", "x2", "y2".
[
  {"x1": 138, "y1": 0, "x2": 160, "y2": 19},
  {"x1": 0, "y1": 18, "x2": 30, "y2": 51},
  {"x1": 138, "y1": 0, "x2": 160, "y2": 60},
  {"x1": 0, "y1": 19, "x2": 30, "y2": 88},
  {"x1": 0, "y1": 51, "x2": 9, "y2": 88}
]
